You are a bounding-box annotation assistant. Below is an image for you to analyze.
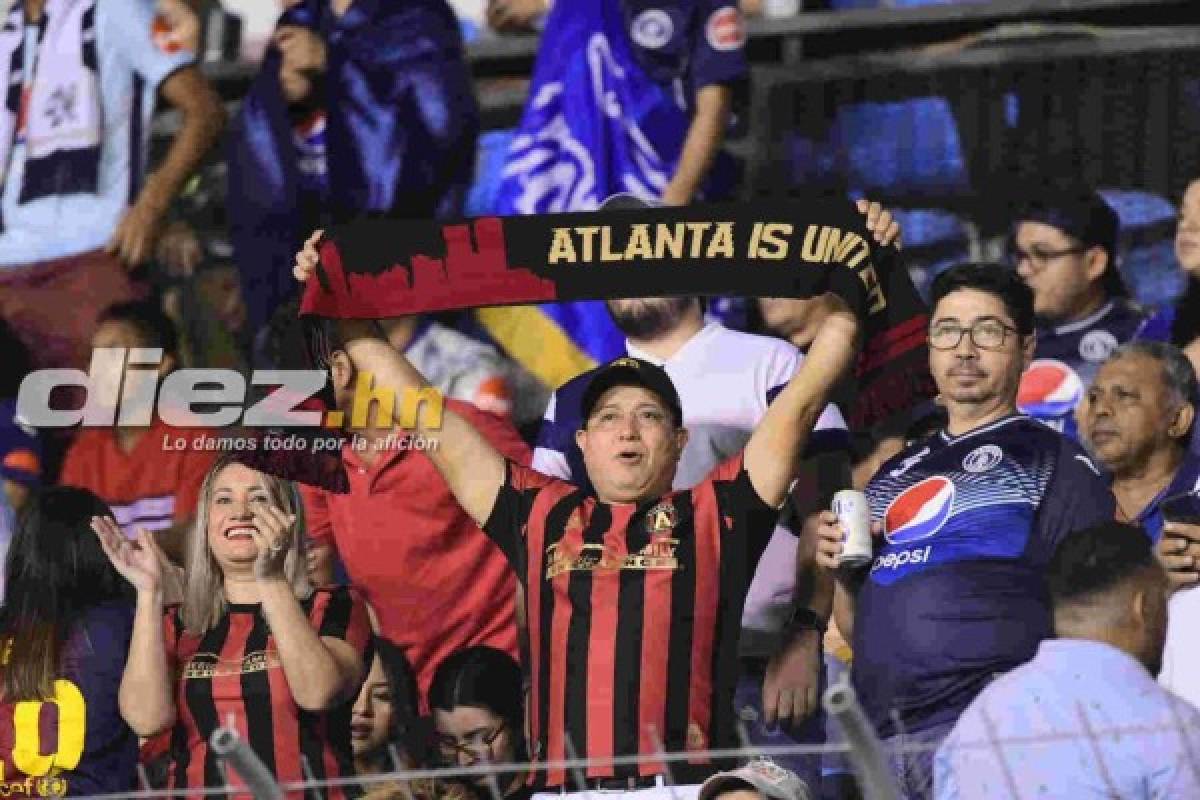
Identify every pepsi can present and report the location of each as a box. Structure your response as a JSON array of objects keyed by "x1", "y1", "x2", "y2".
[{"x1": 832, "y1": 489, "x2": 873, "y2": 568}]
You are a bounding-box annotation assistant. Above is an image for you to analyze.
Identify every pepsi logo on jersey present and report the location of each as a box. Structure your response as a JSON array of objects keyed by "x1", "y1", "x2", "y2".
[
  {"x1": 1017, "y1": 359, "x2": 1083, "y2": 419},
  {"x1": 884, "y1": 476, "x2": 955, "y2": 545}
]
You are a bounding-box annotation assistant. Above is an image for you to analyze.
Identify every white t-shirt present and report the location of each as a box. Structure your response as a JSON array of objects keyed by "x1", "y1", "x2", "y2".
[
  {"x1": 531, "y1": 322, "x2": 848, "y2": 651},
  {"x1": 0, "y1": 0, "x2": 193, "y2": 267},
  {"x1": 1161, "y1": 586, "x2": 1200, "y2": 709}
]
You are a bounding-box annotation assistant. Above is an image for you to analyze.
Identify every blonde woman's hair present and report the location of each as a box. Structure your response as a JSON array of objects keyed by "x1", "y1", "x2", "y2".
[{"x1": 181, "y1": 452, "x2": 314, "y2": 634}]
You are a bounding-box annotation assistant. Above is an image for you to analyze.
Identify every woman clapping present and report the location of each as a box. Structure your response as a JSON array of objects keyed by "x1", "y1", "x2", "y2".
[{"x1": 94, "y1": 453, "x2": 370, "y2": 798}]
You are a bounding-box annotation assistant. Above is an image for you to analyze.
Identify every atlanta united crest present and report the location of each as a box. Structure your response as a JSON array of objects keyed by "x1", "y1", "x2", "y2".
[{"x1": 646, "y1": 502, "x2": 677, "y2": 533}]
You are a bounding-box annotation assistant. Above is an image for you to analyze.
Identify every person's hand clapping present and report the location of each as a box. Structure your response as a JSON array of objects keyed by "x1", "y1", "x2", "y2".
[
  {"x1": 92, "y1": 517, "x2": 164, "y2": 595},
  {"x1": 248, "y1": 506, "x2": 297, "y2": 582}
]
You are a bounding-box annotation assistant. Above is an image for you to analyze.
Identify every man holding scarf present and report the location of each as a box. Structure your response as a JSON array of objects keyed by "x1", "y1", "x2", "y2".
[
  {"x1": 0, "y1": 0, "x2": 223, "y2": 372},
  {"x1": 292, "y1": 251, "x2": 861, "y2": 800},
  {"x1": 285, "y1": 198, "x2": 910, "y2": 798},
  {"x1": 228, "y1": 0, "x2": 480, "y2": 334}
]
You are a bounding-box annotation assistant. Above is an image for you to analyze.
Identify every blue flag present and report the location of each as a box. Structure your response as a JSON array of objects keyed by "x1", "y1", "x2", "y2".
[{"x1": 493, "y1": 0, "x2": 738, "y2": 214}]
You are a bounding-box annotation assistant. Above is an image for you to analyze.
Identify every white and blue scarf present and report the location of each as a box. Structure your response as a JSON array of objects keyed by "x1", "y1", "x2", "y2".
[{"x1": 0, "y1": 0, "x2": 100, "y2": 226}]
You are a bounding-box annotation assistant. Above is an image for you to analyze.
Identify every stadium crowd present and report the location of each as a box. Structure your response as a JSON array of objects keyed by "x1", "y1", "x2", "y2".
[{"x1": 0, "y1": 1, "x2": 1199, "y2": 800}]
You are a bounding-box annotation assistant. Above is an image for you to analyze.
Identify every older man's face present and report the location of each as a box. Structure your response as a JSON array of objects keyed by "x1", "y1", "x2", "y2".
[{"x1": 1080, "y1": 354, "x2": 1177, "y2": 475}]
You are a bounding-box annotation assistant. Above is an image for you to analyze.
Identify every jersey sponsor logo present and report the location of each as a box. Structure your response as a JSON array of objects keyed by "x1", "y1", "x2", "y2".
[
  {"x1": 183, "y1": 649, "x2": 284, "y2": 680},
  {"x1": 631, "y1": 9, "x2": 673, "y2": 49},
  {"x1": 962, "y1": 444, "x2": 1003, "y2": 473},
  {"x1": 705, "y1": 6, "x2": 745, "y2": 52},
  {"x1": 871, "y1": 545, "x2": 933, "y2": 572},
  {"x1": 884, "y1": 476, "x2": 955, "y2": 544},
  {"x1": 1017, "y1": 359, "x2": 1084, "y2": 418},
  {"x1": 1079, "y1": 329, "x2": 1119, "y2": 363},
  {"x1": 545, "y1": 537, "x2": 680, "y2": 579}
]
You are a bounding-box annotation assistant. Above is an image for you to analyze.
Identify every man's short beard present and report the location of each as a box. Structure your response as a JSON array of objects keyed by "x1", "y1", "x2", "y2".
[{"x1": 607, "y1": 298, "x2": 695, "y2": 340}]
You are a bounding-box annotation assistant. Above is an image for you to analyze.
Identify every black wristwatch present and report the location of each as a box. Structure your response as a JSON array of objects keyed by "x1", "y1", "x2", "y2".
[{"x1": 784, "y1": 607, "x2": 828, "y2": 637}]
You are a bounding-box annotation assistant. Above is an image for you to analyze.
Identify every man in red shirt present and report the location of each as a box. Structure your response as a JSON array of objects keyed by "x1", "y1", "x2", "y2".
[
  {"x1": 59, "y1": 302, "x2": 218, "y2": 551},
  {"x1": 300, "y1": 323, "x2": 531, "y2": 704}
]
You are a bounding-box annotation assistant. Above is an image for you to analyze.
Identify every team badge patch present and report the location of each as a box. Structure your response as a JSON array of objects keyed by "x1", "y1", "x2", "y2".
[
  {"x1": 1080, "y1": 329, "x2": 1119, "y2": 363},
  {"x1": 631, "y1": 9, "x2": 673, "y2": 50},
  {"x1": 962, "y1": 444, "x2": 1003, "y2": 473},
  {"x1": 705, "y1": 7, "x2": 745, "y2": 52},
  {"x1": 646, "y1": 501, "x2": 677, "y2": 533}
]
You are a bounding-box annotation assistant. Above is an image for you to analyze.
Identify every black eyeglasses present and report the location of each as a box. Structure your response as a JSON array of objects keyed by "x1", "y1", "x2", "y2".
[
  {"x1": 1008, "y1": 245, "x2": 1087, "y2": 271},
  {"x1": 436, "y1": 724, "x2": 506, "y2": 761},
  {"x1": 928, "y1": 319, "x2": 1020, "y2": 351}
]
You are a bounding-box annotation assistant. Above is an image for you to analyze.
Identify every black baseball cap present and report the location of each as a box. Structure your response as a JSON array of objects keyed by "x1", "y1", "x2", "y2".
[
  {"x1": 580, "y1": 357, "x2": 683, "y2": 428},
  {"x1": 1013, "y1": 188, "x2": 1126, "y2": 296},
  {"x1": 1014, "y1": 189, "x2": 1119, "y2": 257}
]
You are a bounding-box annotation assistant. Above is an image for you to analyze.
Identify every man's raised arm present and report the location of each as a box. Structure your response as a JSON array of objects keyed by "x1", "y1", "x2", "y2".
[
  {"x1": 743, "y1": 309, "x2": 858, "y2": 509},
  {"x1": 295, "y1": 237, "x2": 507, "y2": 527},
  {"x1": 744, "y1": 201, "x2": 899, "y2": 509}
]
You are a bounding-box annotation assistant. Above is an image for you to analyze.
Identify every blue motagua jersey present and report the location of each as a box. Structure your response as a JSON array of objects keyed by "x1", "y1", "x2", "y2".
[
  {"x1": 1017, "y1": 299, "x2": 1163, "y2": 439},
  {"x1": 852, "y1": 415, "x2": 1115, "y2": 738}
]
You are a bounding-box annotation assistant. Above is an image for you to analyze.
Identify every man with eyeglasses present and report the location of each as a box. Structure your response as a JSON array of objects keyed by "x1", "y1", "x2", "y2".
[
  {"x1": 815, "y1": 263, "x2": 1114, "y2": 800},
  {"x1": 1010, "y1": 189, "x2": 1166, "y2": 439}
]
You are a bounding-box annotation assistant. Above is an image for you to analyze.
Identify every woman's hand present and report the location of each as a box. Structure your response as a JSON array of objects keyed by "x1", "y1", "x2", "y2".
[
  {"x1": 92, "y1": 517, "x2": 164, "y2": 595},
  {"x1": 249, "y1": 506, "x2": 298, "y2": 582}
]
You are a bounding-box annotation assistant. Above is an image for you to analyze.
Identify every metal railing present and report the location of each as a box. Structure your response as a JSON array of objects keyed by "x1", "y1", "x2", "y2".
[{"x1": 75, "y1": 679, "x2": 1200, "y2": 800}]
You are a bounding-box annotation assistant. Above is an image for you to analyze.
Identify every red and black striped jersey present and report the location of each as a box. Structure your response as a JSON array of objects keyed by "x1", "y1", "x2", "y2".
[
  {"x1": 483, "y1": 452, "x2": 780, "y2": 789},
  {"x1": 164, "y1": 586, "x2": 371, "y2": 799}
]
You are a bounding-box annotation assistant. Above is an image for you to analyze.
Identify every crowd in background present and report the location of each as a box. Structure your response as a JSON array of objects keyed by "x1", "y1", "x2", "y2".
[{"x1": 1, "y1": 1, "x2": 1200, "y2": 800}]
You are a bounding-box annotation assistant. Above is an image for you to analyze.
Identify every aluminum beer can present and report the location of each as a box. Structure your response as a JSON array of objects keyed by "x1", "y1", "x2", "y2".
[{"x1": 831, "y1": 489, "x2": 873, "y2": 568}]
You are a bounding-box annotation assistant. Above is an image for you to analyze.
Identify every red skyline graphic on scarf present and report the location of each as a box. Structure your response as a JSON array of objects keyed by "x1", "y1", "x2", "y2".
[{"x1": 302, "y1": 216, "x2": 558, "y2": 318}]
